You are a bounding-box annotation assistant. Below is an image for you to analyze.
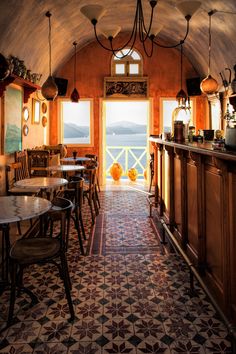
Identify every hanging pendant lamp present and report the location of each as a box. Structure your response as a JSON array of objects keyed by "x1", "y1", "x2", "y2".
[
  {"x1": 176, "y1": 43, "x2": 188, "y2": 108},
  {"x1": 41, "y1": 11, "x2": 58, "y2": 101},
  {"x1": 200, "y1": 11, "x2": 218, "y2": 95},
  {"x1": 70, "y1": 41, "x2": 80, "y2": 103}
]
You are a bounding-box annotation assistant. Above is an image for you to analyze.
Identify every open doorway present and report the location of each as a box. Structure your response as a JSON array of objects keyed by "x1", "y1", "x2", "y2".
[{"x1": 101, "y1": 100, "x2": 151, "y2": 185}]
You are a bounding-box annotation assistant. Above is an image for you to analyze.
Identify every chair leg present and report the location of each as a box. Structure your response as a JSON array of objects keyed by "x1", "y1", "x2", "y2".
[
  {"x1": 17, "y1": 221, "x2": 22, "y2": 236},
  {"x1": 72, "y1": 211, "x2": 85, "y2": 256},
  {"x1": 86, "y1": 195, "x2": 95, "y2": 224},
  {"x1": 79, "y1": 211, "x2": 86, "y2": 240},
  {"x1": 7, "y1": 261, "x2": 17, "y2": 326},
  {"x1": 60, "y1": 253, "x2": 75, "y2": 322},
  {"x1": 95, "y1": 185, "x2": 100, "y2": 209},
  {"x1": 92, "y1": 193, "x2": 99, "y2": 216},
  {"x1": 96, "y1": 175, "x2": 101, "y2": 192}
]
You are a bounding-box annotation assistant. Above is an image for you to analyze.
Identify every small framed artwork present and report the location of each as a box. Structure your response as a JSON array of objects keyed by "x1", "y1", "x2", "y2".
[
  {"x1": 42, "y1": 116, "x2": 47, "y2": 127},
  {"x1": 42, "y1": 102, "x2": 47, "y2": 114},
  {"x1": 22, "y1": 106, "x2": 29, "y2": 122},
  {"x1": 32, "y1": 98, "x2": 40, "y2": 124},
  {"x1": 23, "y1": 124, "x2": 29, "y2": 136}
]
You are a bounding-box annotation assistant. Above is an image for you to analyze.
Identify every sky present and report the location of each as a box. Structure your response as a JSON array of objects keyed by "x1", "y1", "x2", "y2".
[
  {"x1": 105, "y1": 101, "x2": 149, "y2": 125},
  {"x1": 62, "y1": 100, "x2": 149, "y2": 127}
]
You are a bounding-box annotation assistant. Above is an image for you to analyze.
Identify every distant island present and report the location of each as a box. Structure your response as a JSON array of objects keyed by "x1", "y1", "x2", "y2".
[{"x1": 64, "y1": 121, "x2": 146, "y2": 138}]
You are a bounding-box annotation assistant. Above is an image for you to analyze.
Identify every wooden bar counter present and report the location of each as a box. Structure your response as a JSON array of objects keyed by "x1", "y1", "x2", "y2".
[{"x1": 149, "y1": 136, "x2": 236, "y2": 325}]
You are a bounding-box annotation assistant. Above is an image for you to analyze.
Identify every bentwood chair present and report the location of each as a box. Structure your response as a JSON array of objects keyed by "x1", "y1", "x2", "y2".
[
  {"x1": 27, "y1": 149, "x2": 50, "y2": 177},
  {"x1": 85, "y1": 154, "x2": 101, "y2": 192},
  {"x1": 6, "y1": 150, "x2": 40, "y2": 196},
  {"x1": 149, "y1": 152, "x2": 155, "y2": 193},
  {"x1": 46, "y1": 197, "x2": 73, "y2": 251},
  {"x1": 63, "y1": 177, "x2": 86, "y2": 255},
  {"x1": 5, "y1": 151, "x2": 40, "y2": 235},
  {"x1": 6, "y1": 197, "x2": 75, "y2": 328},
  {"x1": 82, "y1": 165, "x2": 99, "y2": 224}
]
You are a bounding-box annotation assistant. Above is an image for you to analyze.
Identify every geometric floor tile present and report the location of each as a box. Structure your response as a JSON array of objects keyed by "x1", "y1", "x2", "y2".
[{"x1": 0, "y1": 187, "x2": 233, "y2": 353}]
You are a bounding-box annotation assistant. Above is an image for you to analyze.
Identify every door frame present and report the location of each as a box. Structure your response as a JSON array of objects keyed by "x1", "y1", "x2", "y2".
[{"x1": 99, "y1": 98, "x2": 153, "y2": 186}]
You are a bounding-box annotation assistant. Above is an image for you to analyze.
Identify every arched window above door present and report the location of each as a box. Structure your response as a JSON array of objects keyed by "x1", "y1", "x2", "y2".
[{"x1": 111, "y1": 48, "x2": 143, "y2": 77}]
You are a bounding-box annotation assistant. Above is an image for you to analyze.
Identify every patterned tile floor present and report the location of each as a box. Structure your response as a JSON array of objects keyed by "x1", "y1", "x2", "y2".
[{"x1": 0, "y1": 186, "x2": 233, "y2": 353}]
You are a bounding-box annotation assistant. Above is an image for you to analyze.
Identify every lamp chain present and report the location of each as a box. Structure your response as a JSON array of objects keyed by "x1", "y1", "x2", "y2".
[
  {"x1": 181, "y1": 43, "x2": 183, "y2": 89},
  {"x1": 208, "y1": 13, "x2": 212, "y2": 76},
  {"x1": 73, "y1": 42, "x2": 77, "y2": 87},
  {"x1": 47, "y1": 12, "x2": 52, "y2": 76}
]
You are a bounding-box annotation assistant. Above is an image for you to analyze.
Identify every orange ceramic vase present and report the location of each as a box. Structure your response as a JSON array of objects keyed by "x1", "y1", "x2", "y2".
[
  {"x1": 110, "y1": 162, "x2": 123, "y2": 181},
  {"x1": 128, "y1": 167, "x2": 138, "y2": 181}
]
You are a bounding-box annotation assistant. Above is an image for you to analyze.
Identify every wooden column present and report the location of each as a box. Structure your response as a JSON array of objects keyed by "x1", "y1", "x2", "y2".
[
  {"x1": 212, "y1": 157, "x2": 230, "y2": 315},
  {"x1": 165, "y1": 145, "x2": 175, "y2": 231},
  {"x1": 175, "y1": 148, "x2": 188, "y2": 249},
  {"x1": 157, "y1": 143, "x2": 164, "y2": 216},
  {"x1": 190, "y1": 152, "x2": 206, "y2": 272}
]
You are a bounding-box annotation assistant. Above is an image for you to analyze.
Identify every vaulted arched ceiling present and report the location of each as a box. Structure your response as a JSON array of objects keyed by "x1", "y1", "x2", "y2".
[{"x1": 0, "y1": 0, "x2": 235, "y2": 88}]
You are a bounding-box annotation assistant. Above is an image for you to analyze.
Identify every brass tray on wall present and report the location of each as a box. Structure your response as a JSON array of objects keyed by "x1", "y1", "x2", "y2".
[{"x1": 104, "y1": 77, "x2": 148, "y2": 99}]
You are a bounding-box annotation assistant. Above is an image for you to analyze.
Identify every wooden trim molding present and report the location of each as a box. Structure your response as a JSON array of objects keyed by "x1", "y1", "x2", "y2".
[{"x1": 104, "y1": 76, "x2": 148, "y2": 98}]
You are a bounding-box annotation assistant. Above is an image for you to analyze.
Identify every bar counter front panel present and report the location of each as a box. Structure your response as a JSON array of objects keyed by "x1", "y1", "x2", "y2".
[{"x1": 150, "y1": 137, "x2": 236, "y2": 325}]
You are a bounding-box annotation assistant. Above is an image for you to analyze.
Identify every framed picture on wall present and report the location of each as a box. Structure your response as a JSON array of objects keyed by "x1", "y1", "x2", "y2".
[
  {"x1": 2, "y1": 86, "x2": 22, "y2": 154},
  {"x1": 32, "y1": 98, "x2": 40, "y2": 124}
]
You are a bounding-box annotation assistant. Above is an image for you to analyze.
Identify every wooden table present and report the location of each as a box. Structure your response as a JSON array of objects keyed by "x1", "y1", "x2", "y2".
[
  {"x1": 0, "y1": 196, "x2": 52, "y2": 288},
  {"x1": 14, "y1": 177, "x2": 68, "y2": 199},
  {"x1": 46, "y1": 164, "x2": 85, "y2": 179}
]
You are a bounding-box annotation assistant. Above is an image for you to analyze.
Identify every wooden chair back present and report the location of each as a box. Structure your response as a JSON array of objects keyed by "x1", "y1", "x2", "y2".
[
  {"x1": 27, "y1": 150, "x2": 50, "y2": 177},
  {"x1": 5, "y1": 150, "x2": 30, "y2": 192}
]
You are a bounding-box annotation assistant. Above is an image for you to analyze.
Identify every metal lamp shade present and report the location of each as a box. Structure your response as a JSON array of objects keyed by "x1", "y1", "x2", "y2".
[
  {"x1": 41, "y1": 75, "x2": 58, "y2": 101},
  {"x1": 70, "y1": 88, "x2": 80, "y2": 103},
  {"x1": 200, "y1": 74, "x2": 219, "y2": 95}
]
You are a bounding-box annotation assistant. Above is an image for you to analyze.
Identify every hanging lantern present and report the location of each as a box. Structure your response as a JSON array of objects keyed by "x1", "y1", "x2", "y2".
[
  {"x1": 200, "y1": 75, "x2": 219, "y2": 95},
  {"x1": 200, "y1": 11, "x2": 218, "y2": 95},
  {"x1": 41, "y1": 12, "x2": 58, "y2": 101},
  {"x1": 70, "y1": 41, "x2": 80, "y2": 103}
]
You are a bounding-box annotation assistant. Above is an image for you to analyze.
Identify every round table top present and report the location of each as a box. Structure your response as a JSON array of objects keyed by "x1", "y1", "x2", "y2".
[
  {"x1": 61, "y1": 157, "x2": 91, "y2": 163},
  {"x1": 14, "y1": 177, "x2": 68, "y2": 189},
  {"x1": 46, "y1": 165, "x2": 85, "y2": 172},
  {"x1": 0, "y1": 196, "x2": 52, "y2": 224}
]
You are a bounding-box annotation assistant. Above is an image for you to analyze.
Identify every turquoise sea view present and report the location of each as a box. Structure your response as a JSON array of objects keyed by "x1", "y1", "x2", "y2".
[{"x1": 106, "y1": 133, "x2": 148, "y2": 179}]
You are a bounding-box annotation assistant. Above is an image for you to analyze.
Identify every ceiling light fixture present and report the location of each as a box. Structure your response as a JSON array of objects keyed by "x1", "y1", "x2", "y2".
[
  {"x1": 70, "y1": 41, "x2": 80, "y2": 103},
  {"x1": 200, "y1": 10, "x2": 219, "y2": 95},
  {"x1": 172, "y1": 42, "x2": 191, "y2": 132},
  {"x1": 80, "y1": 0, "x2": 201, "y2": 59},
  {"x1": 41, "y1": 11, "x2": 58, "y2": 101},
  {"x1": 176, "y1": 42, "x2": 188, "y2": 108}
]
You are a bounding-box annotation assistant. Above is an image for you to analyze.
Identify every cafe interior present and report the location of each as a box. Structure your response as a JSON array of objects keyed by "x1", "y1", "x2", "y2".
[{"x1": 0, "y1": 0, "x2": 236, "y2": 352}]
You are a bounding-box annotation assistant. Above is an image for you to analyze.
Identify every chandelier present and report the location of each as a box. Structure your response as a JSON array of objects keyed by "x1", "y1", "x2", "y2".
[{"x1": 80, "y1": 0, "x2": 201, "y2": 58}]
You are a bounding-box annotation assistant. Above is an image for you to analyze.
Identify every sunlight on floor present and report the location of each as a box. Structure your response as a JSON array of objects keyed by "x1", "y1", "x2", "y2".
[{"x1": 102, "y1": 178, "x2": 150, "y2": 194}]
